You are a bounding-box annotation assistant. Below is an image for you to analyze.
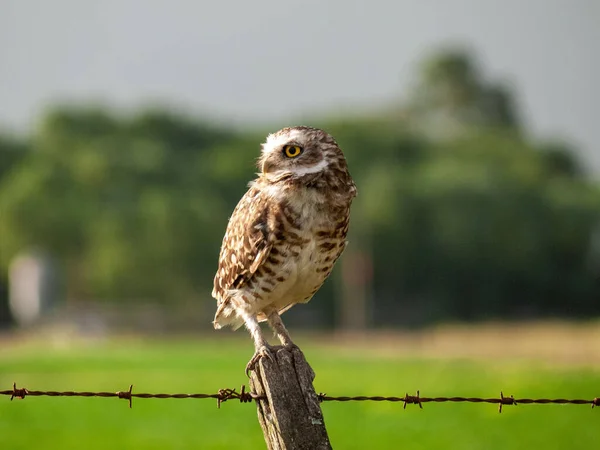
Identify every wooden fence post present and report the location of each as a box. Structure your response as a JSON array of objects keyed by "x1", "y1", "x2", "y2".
[{"x1": 249, "y1": 346, "x2": 332, "y2": 450}]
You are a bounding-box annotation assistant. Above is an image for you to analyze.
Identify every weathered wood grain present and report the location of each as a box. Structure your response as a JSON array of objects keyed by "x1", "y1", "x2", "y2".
[{"x1": 249, "y1": 346, "x2": 332, "y2": 450}]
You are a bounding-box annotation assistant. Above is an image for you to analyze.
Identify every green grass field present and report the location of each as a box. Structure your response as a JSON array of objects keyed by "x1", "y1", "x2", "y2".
[{"x1": 0, "y1": 325, "x2": 598, "y2": 449}]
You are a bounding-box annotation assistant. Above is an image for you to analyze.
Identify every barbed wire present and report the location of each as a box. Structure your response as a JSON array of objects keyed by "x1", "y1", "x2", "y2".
[
  {"x1": 318, "y1": 391, "x2": 600, "y2": 413},
  {"x1": 1, "y1": 383, "x2": 258, "y2": 409},
  {"x1": 2, "y1": 383, "x2": 598, "y2": 413}
]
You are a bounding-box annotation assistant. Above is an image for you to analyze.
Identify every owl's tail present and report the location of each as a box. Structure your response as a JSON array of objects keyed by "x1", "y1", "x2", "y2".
[{"x1": 213, "y1": 300, "x2": 245, "y2": 330}]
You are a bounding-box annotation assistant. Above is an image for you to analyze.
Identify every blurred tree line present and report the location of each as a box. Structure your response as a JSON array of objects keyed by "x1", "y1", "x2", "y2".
[{"x1": 0, "y1": 49, "x2": 599, "y2": 328}]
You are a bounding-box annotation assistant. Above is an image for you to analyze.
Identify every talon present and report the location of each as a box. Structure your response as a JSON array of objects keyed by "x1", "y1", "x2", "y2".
[{"x1": 245, "y1": 344, "x2": 274, "y2": 376}]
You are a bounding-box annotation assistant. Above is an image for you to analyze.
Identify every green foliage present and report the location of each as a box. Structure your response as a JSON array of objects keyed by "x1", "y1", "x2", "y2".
[
  {"x1": 0, "y1": 108, "x2": 241, "y2": 300},
  {"x1": 0, "y1": 135, "x2": 29, "y2": 183},
  {"x1": 410, "y1": 48, "x2": 521, "y2": 134},
  {"x1": 0, "y1": 48, "x2": 598, "y2": 323}
]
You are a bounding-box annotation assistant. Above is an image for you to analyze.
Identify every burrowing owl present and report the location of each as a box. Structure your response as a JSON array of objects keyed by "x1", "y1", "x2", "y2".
[{"x1": 212, "y1": 126, "x2": 356, "y2": 373}]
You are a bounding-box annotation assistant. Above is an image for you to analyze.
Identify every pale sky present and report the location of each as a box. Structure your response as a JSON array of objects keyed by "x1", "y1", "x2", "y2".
[{"x1": 1, "y1": 0, "x2": 599, "y2": 172}]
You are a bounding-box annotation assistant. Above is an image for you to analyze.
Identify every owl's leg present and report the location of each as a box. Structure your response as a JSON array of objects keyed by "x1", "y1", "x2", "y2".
[
  {"x1": 239, "y1": 309, "x2": 274, "y2": 375},
  {"x1": 266, "y1": 309, "x2": 297, "y2": 350}
]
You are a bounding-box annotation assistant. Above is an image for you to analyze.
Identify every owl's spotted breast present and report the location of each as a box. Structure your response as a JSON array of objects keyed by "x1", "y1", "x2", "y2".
[{"x1": 254, "y1": 191, "x2": 351, "y2": 320}]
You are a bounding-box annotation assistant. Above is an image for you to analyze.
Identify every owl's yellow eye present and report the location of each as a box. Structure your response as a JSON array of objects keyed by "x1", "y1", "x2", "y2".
[{"x1": 283, "y1": 145, "x2": 303, "y2": 158}]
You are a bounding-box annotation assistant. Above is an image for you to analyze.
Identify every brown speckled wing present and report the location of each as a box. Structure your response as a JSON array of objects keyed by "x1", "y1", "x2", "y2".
[{"x1": 212, "y1": 185, "x2": 273, "y2": 305}]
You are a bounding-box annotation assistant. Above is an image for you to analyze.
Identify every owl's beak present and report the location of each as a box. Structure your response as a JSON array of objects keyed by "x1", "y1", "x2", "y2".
[{"x1": 261, "y1": 157, "x2": 275, "y2": 174}]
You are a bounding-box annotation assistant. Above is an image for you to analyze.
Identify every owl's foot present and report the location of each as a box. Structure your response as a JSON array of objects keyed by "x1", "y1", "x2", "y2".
[{"x1": 246, "y1": 344, "x2": 275, "y2": 376}]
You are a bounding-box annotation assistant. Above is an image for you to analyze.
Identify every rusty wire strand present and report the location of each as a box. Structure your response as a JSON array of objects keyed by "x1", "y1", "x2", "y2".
[
  {"x1": 1, "y1": 383, "x2": 259, "y2": 409},
  {"x1": 317, "y1": 391, "x2": 600, "y2": 413},
  {"x1": 2, "y1": 383, "x2": 598, "y2": 412}
]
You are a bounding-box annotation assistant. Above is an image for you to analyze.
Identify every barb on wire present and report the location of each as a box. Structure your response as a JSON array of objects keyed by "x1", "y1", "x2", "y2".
[{"x1": 2, "y1": 383, "x2": 598, "y2": 413}]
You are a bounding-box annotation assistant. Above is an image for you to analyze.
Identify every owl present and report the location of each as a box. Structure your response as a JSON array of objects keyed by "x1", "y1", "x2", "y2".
[{"x1": 212, "y1": 126, "x2": 356, "y2": 373}]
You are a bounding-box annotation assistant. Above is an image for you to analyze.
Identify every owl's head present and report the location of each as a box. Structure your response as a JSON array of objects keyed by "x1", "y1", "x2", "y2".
[{"x1": 258, "y1": 126, "x2": 344, "y2": 182}]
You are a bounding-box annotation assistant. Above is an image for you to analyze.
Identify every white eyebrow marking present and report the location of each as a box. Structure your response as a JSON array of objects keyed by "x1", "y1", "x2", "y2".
[{"x1": 263, "y1": 130, "x2": 302, "y2": 154}]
